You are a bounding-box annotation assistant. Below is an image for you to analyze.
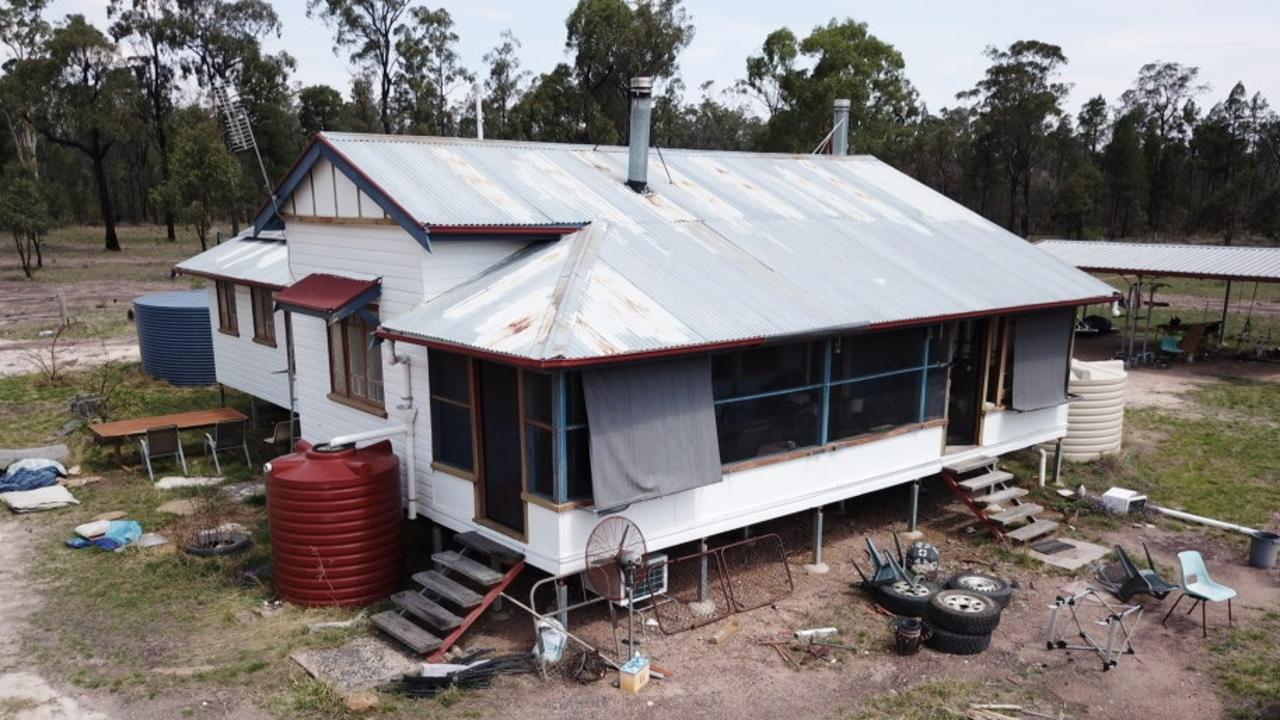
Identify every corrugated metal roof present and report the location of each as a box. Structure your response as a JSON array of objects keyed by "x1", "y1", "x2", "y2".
[
  {"x1": 382, "y1": 216, "x2": 1117, "y2": 363},
  {"x1": 174, "y1": 232, "x2": 291, "y2": 288},
  {"x1": 321, "y1": 132, "x2": 1020, "y2": 232},
  {"x1": 1036, "y1": 240, "x2": 1280, "y2": 282},
  {"x1": 274, "y1": 273, "x2": 380, "y2": 315}
]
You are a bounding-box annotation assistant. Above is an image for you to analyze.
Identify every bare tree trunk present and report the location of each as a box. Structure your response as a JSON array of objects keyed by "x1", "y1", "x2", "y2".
[
  {"x1": 91, "y1": 150, "x2": 121, "y2": 251},
  {"x1": 14, "y1": 232, "x2": 33, "y2": 279}
]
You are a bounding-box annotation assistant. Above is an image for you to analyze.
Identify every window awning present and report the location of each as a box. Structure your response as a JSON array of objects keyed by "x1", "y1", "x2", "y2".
[{"x1": 274, "y1": 273, "x2": 381, "y2": 323}]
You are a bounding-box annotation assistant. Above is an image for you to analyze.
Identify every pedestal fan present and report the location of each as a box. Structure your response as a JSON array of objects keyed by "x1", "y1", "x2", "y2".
[{"x1": 584, "y1": 516, "x2": 648, "y2": 658}]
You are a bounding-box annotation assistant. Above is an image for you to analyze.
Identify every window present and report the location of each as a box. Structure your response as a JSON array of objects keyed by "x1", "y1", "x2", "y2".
[
  {"x1": 523, "y1": 370, "x2": 592, "y2": 503},
  {"x1": 327, "y1": 310, "x2": 384, "y2": 412},
  {"x1": 250, "y1": 287, "x2": 276, "y2": 346},
  {"x1": 215, "y1": 281, "x2": 238, "y2": 336},
  {"x1": 712, "y1": 325, "x2": 954, "y2": 465},
  {"x1": 713, "y1": 342, "x2": 825, "y2": 464},
  {"x1": 429, "y1": 349, "x2": 474, "y2": 474},
  {"x1": 427, "y1": 352, "x2": 593, "y2": 505}
]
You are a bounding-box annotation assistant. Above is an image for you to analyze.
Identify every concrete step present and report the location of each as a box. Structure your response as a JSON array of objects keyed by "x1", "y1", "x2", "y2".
[
  {"x1": 944, "y1": 455, "x2": 996, "y2": 475},
  {"x1": 392, "y1": 591, "x2": 463, "y2": 631},
  {"x1": 959, "y1": 470, "x2": 1014, "y2": 493},
  {"x1": 432, "y1": 551, "x2": 504, "y2": 587},
  {"x1": 412, "y1": 570, "x2": 484, "y2": 608},
  {"x1": 1006, "y1": 519, "x2": 1060, "y2": 543},
  {"x1": 975, "y1": 487, "x2": 1030, "y2": 506},
  {"x1": 454, "y1": 531, "x2": 524, "y2": 565},
  {"x1": 371, "y1": 611, "x2": 441, "y2": 654},
  {"x1": 989, "y1": 503, "x2": 1045, "y2": 526}
]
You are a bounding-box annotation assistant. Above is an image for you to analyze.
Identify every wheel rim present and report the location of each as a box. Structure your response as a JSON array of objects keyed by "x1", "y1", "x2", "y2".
[
  {"x1": 957, "y1": 576, "x2": 999, "y2": 593},
  {"x1": 891, "y1": 581, "x2": 932, "y2": 597},
  {"x1": 942, "y1": 592, "x2": 989, "y2": 613}
]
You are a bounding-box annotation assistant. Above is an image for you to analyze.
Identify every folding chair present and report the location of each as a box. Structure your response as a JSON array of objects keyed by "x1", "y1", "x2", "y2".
[
  {"x1": 1161, "y1": 550, "x2": 1237, "y2": 637},
  {"x1": 138, "y1": 425, "x2": 188, "y2": 482},
  {"x1": 1095, "y1": 543, "x2": 1178, "y2": 602},
  {"x1": 204, "y1": 420, "x2": 252, "y2": 475},
  {"x1": 263, "y1": 419, "x2": 295, "y2": 452}
]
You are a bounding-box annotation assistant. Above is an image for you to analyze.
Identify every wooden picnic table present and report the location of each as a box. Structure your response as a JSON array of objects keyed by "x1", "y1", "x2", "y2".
[{"x1": 91, "y1": 407, "x2": 247, "y2": 465}]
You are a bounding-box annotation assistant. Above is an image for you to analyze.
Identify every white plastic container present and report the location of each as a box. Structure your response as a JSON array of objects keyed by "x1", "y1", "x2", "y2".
[{"x1": 1060, "y1": 359, "x2": 1127, "y2": 462}]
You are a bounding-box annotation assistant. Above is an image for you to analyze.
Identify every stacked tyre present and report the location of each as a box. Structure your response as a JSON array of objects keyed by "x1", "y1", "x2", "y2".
[{"x1": 924, "y1": 573, "x2": 1013, "y2": 655}]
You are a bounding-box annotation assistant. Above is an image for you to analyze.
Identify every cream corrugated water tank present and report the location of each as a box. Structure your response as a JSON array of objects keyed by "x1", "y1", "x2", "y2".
[{"x1": 1061, "y1": 359, "x2": 1127, "y2": 461}]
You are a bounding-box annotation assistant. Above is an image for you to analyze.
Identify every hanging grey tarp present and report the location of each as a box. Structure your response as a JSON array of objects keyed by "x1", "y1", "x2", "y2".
[
  {"x1": 1011, "y1": 309, "x2": 1075, "y2": 411},
  {"x1": 582, "y1": 356, "x2": 722, "y2": 510}
]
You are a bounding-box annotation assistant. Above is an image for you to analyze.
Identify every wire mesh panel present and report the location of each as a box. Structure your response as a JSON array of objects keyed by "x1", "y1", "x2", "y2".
[
  {"x1": 651, "y1": 551, "x2": 733, "y2": 635},
  {"x1": 717, "y1": 534, "x2": 794, "y2": 613}
]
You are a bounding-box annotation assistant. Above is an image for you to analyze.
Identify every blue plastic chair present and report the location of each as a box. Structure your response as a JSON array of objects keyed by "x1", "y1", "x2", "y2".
[{"x1": 1161, "y1": 550, "x2": 1236, "y2": 637}]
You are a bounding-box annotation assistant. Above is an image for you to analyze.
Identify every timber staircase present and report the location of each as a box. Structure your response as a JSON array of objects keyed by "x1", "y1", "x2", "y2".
[
  {"x1": 940, "y1": 455, "x2": 1058, "y2": 545},
  {"x1": 372, "y1": 531, "x2": 525, "y2": 662}
]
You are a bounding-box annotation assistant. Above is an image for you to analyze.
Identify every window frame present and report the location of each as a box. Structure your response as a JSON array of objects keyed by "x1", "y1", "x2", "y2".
[
  {"x1": 215, "y1": 281, "x2": 238, "y2": 336},
  {"x1": 325, "y1": 308, "x2": 385, "y2": 416},
  {"x1": 249, "y1": 286, "x2": 277, "y2": 347},
  {"x1": 428, "y1": 349, "x2": 477, "y2": 478},
  {"x1": 712, "y1": 324, "x2": 954, "y2": 469}
]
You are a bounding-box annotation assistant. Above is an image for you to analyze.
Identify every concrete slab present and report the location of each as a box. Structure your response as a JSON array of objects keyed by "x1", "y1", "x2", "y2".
[
  {"x1": 1027, "y1": 538, "x2": 1110, "y2": 571},
  {"x1": 290, "y1": 637, "x2": 418, "y2": 692}
]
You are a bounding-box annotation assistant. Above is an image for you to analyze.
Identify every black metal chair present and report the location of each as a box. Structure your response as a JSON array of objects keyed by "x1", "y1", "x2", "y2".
[
  {"x1": 138, "y1": 425, "x2": 188, "y2": 482},
  {"x1": 1095, "y1": 543, "x2": 1177, "y2": 602},
  {"x1": 204, "y1": 420, "x2": 252, "y2": 475}
]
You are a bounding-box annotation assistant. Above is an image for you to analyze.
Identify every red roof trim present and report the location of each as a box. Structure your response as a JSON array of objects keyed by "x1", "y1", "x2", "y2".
[{"x1": 275, "y1": 273, "x2": 381, "y2": 314}]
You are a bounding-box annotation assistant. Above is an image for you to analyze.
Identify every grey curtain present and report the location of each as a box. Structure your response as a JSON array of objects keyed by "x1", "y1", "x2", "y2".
[
  {"x1": 1011, "y1": 309, "x2": 1075, "y2": 411},
  {"x1": 582, "y1": 356, "x2": 723, "y2": 510}
]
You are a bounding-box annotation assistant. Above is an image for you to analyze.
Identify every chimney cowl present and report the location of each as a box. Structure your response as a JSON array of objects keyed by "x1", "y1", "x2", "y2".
[{"x1": 627, "y1": 76, "x2": 654, "y2": 192}]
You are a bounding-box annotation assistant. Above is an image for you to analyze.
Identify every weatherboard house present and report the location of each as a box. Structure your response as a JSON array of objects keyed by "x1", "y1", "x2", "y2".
[{"x1": 175, "y1": 81, "x2": 1115, "y2": 574}]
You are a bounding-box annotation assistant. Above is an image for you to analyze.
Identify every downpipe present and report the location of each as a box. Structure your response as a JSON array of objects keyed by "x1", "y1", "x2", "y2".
[{"x1": 326, "y1": 340, "x2": 420, "y2": 519}]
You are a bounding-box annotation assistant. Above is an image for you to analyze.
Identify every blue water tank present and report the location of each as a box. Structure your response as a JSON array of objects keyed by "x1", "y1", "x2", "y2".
[{"x1": 134, "y1": 290, "x2": 216, "y2": 385}]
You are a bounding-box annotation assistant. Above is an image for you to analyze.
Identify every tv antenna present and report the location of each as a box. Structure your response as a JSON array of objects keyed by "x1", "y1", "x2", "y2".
[{"x1": 211, "y1": 79, "x2": 281, "y2": 227}]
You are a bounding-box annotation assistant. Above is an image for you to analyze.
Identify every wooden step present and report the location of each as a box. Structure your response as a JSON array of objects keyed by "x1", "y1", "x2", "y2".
[
  {"x1": 392, "y1": 591, "x2": 463, "y2": 631},
  {"x1": 432, "y1": 551, "x2": 504, "y2": 587},
  {"x1": 412, "y1": 570, "x2": 484, "y2": 608},
  {"x1": 988, "y1": 503, "x2": 1044, "y2": 526},
  {"x1": 975, "y1": 486, "x2": 1030, "y2": 506},
  {"x1": 958, "y1": 470, "x2": 1014, "y2": 492},
  {"x1": 944, "y1": 455, "x2": 995, "y2": 474},
  {"x1": 454, "y1": 531, "x2": 524, "y2": 565},
  {"x1": 371, "y1": 611, "x2": 441, "y2": 653},
  {"x1": 1006, "y1": 519, "x2": 1060, "y2": 543}
]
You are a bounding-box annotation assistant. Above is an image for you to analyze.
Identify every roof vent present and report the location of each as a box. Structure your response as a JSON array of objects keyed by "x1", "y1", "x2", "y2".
[
  {"x1": 832, "y1": 99, "x2": 851, "y2": 156},
  {"x1": 627, "y1": 77, "x2": 654, "y2": 192}
]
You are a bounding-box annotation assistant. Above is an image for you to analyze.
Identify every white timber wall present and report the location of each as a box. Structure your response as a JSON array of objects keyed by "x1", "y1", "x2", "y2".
[
  {"x1": 285, "y1": 218, "x2": 524, "y2": 512},
  {"x1": 284, "y1": 156, "x2": 388, "y2": 221},
  {"x1": 438, "y1": 401, "x2": 1073, "y2": 575},
  {"x1": 207, "y1": 285, "x2": 291, "y2": 408}
]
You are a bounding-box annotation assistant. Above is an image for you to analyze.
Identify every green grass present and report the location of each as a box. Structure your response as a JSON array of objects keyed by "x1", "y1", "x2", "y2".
[
  {"x1": 0, "y1": 363, "x2": 229, "y2": 450},
  {"x1": 1192, "y1": 378, "x2": 1280, "y2": 419},
  {"x1": 1213, "y1": 610, "x2": 1280, "y2": 719},
  {"x1": 1120, "y1": 408, "x2": 1280, "y2": 527}
]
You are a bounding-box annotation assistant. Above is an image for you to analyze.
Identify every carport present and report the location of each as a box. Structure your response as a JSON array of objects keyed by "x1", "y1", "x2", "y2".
[{"x1": 1037, "y1": 240, "x2": 1280, "y2": 365}]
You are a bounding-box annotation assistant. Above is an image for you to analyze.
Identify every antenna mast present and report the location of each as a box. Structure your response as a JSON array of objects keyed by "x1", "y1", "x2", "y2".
[{"x1": 212, "y1": 79, "x2": 280, "y2": 226}]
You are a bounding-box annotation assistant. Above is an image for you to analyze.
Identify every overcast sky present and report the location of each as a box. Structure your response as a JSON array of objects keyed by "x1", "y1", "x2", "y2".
[{"x1": 50, "y1": 0, "x2": 1280, "y2": 116}]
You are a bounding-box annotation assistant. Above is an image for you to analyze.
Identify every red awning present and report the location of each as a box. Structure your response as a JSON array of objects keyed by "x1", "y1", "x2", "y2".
[{"x1": 274, "y1": 273, "x2": 381, "y2": 317}]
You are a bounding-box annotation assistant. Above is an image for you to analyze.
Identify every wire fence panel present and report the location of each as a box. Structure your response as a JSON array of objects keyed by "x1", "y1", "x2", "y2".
[
  {"x1": 651, "y1": 551, "x2": 733, "y2": 635},
  {"x1": 718, "y1": 534, "x2": 795, "y2": 613}
]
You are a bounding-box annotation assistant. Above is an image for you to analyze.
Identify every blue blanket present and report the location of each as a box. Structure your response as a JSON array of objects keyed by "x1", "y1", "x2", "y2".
[
  {"x1": 0, "y1": 467, "x2": 60, "y2": 493},
  {"x1": 66, "y1": 520, "x2": 143, "y2": 551}
]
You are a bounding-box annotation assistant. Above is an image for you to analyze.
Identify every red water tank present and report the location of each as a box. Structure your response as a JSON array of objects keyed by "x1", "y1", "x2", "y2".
[{"x1": 266, "y1": 439, "x2": 404, "y2": 606}]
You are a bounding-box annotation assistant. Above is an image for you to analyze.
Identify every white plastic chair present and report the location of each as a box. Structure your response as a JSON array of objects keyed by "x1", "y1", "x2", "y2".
[{"x1": 1161, "y1": 550, "x2": 1237, "y2": 637}]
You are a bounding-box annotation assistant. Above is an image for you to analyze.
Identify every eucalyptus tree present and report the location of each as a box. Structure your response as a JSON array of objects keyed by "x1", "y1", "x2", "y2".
[{"x1": 308, "y1": 0, "x2": 410, "y2": 134}]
